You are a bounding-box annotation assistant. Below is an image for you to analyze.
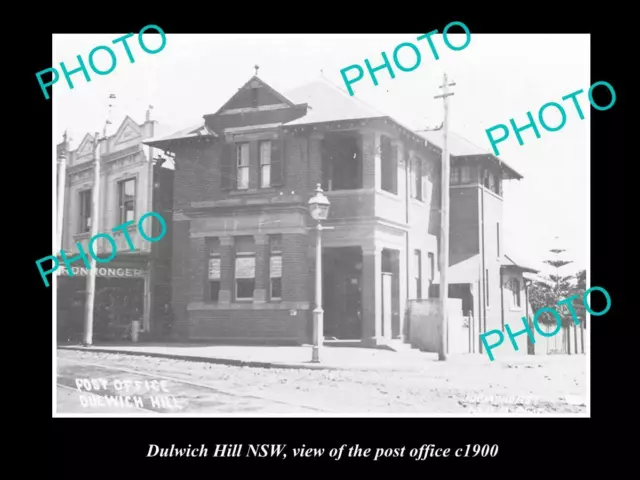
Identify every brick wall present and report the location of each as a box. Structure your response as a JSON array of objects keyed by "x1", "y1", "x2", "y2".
[
  {"x1": 189, "y1": 309, "x2": 305, "y2": 343},
  {"x1": 285, "y1": 135, "x2": 309, "y2": 192},
  {"x1": 169, "y1": 121, "x2": 442, "y2": 344},
  {"x1": 150, "y1": 164, "x2": 174, "y2": 337},
  {"x1": 450, "y1": 187, "x2": 480, "y2": 264},
  {"x1": 173, "y1": 143, "x2": 223, "y2": 210},
  {"x1": 182, "y1": 231, "x2": 311, "y2": 343},
  {"x1": 281, "y1": 234, "x2": 309, "y2": 302},
  {"x1": 171, "y1": 220, "x2": 190, "y2": 338}
]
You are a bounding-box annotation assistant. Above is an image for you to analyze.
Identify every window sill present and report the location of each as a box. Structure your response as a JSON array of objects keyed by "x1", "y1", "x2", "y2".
[
  {"x1": 509, "y1": 307, "x2": 522, "y2": 312},
  {"x1": 228, "y1": 187, "x2": 279, "y2": 196},
  {"x1": 481, "y1": 186, "x2": 503, "y2": 200},
  {"x1": 410, "y1": 198, "x2": 426, "y2": 206},
  {"x1": 188, "y1": 301, "x2": 310, "y2": 311}
]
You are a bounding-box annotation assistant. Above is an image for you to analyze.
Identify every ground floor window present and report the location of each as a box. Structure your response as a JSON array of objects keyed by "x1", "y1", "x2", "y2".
[{"x1": 235, "y1": 255, "x2": 256, "y2": 300}]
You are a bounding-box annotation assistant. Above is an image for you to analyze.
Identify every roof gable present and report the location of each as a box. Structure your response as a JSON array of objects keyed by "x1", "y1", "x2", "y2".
[
  {"x1": 113, "y1": 115, "x2": 142, "y2": 145},
  {"x1": 75, "y1": 133, "x2": 95, "y2": 161},
  {"x1": 214, "y1": 76, "x2": 296, "y2": 115}
]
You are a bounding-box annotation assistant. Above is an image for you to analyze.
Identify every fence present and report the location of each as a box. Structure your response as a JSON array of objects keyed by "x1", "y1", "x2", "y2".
[{"x1": 406, "y1": 298, "x2": 468, "y2": 354}]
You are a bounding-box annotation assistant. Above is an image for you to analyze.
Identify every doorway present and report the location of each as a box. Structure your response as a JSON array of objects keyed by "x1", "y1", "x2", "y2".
[
  {"x1": 381, "y1": 248, "x2": 400, "y2": 339},
  {"x1": 322, "y1": 246, "x2": 363, "y2": 339}
]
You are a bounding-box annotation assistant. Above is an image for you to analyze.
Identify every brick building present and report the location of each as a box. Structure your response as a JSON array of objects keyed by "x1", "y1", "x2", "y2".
[
  {"x1": 56, "y1": 112, "x2": 174, "y2": 342},
  {"x1": 145, "y1": 75, "x2": 445, "y2": 347}
]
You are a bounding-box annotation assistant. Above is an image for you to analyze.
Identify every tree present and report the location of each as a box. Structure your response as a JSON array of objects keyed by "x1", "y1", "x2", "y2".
[
  {"x1": 527, "y1": 240, "x2": 584, "y2": 354},
  {"x1": 530, "y1": 246, "x2": 574, "y2": 327},
  {"x1": 572, "y1": 269, "x2": 586, "y2": 323},
  {"x1": 570, "y1": 269, "x2": 587, "y2": 353}
]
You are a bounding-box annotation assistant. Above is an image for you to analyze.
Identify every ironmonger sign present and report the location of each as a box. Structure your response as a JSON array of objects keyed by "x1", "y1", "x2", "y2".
[{"x1": 59, "y1": 266, "x2": 145, "y2": 278}]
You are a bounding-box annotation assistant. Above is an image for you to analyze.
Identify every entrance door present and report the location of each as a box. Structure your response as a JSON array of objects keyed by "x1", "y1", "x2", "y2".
[
  {"x1": 381, "y1": 248, "x2": 400, "y2": 339},
  {"x1": 322, "y1": 247, "x2": 362, "y2": 340}
]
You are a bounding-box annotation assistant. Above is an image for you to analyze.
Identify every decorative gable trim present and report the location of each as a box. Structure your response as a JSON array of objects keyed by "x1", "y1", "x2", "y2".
[
  {"x1": 219, "y1": 103, "x2": 291, "y2": 116},
  {"x1": 114, "y1": 116, "x2": 142, "y2": 145},
  {"x1": 75, "y1": 133, "x2": 95, "y2": 162}
]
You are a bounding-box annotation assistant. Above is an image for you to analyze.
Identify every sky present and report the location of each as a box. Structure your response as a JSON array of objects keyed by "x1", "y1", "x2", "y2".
[{"x1": 52, "y1": 33, "x2": 589, "y2": 276}]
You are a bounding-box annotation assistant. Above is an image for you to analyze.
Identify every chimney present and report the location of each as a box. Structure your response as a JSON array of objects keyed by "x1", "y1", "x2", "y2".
[{"x1": 146, "y1": 105, "x2": 154, "y2": 123}]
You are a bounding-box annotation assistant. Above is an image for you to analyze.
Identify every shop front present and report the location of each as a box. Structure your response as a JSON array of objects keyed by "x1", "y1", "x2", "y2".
[{"x1": 56, "y1": 260, "x2": 150, "y2": 343}]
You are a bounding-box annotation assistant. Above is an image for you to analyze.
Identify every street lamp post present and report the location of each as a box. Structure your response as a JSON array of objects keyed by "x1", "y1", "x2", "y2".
[{"x1": 308, "y1": 184, "x2": 331, "y2": 363}]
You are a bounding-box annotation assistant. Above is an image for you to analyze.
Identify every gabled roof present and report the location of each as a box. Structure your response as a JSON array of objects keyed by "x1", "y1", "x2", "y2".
[
  {"x1": 143, "y1": 74, "x2": 527, "y2": 171},
  {"x1": 210, "y1": 75, "x2": 298, "y2": 116},
  {"x1": 416, "y1": 129, "x2": 523, "y2": 180},
  {"x1": 283, "y1": 78, "x2": 387, "y2": 126},
  {"x1": 502, "y1": 253, "x2": 539, "y2": 273}
]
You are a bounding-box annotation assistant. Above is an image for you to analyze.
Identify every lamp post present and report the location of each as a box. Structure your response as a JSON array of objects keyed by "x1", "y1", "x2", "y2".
[{"x1": 308, "y1": 183, "x2": 331, "y2": 363}]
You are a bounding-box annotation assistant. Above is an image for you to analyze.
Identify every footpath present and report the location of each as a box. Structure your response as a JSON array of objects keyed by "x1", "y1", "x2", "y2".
[{"x1": 58, "y1": 343, "x2": 443, "y2": 371}]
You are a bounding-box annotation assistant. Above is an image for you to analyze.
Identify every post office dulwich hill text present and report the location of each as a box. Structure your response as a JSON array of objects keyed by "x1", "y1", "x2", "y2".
[
  {"x1": 35, "y1": 211, "x2": 167, "y2": 288},
  {"x1": 36, "y1": 25, "x2": 166, "y2": 100},
  {"x1": 340, "y1": 21, "x2": 471, "y2": 96},
  {"x1": 485, "y1": 80, "x2": 616, "y2": 156},
  {"x1": 480, "y1": 285, "x2": 611, "y2": 361}
]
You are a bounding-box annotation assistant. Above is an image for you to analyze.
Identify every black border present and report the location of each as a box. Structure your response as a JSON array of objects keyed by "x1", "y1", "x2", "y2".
[{"x1": 15, "y1": 10, "x2": 623, "y2": 474}]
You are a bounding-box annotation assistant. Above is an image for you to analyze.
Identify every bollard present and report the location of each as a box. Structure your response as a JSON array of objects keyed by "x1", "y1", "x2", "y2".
[{"x1": 131, "y1": 320, "x2": 140, "y2": 343}]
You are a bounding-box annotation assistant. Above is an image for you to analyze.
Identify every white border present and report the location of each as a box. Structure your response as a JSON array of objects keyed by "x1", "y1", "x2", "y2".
[{"x1": 52, "y1": 33, "x2": 591, "y2": 419}]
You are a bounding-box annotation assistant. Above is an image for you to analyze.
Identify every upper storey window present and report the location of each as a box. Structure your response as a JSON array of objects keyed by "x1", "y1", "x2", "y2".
[
  {"x1": 321, "y1": 131, "x2": 363, "y2": 191},
  {"x1": 221, "y1": 137, "x2": 283, "y2": 191}
]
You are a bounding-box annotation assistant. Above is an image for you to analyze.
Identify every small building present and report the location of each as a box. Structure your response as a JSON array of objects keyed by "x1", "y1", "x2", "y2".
[
  {"x1": 416, "y1": 130, "x2": 539, "y2": 355},
  {"x1": 145, "y1": 75, "x2": 445, "y2": 347},
  {"x1": 56, "y1": 113, "x2": 174, "y2": 342}
]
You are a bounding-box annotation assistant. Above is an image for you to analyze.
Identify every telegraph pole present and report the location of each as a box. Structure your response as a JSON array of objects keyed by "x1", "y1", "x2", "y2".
[
  {"x1": 83, "y1": 132, "x2": 102, "y2": 346},
  {"x1": 434, "y1": 72, "x2": 456, "y2": 361},
  {"x1": 83, "y1": 96, "x2": 114, "y2": 346}
]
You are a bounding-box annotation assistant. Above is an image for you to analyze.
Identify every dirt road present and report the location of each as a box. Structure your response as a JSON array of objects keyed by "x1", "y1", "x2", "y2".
[{"x1": 56, "y1": 349, "x2": 587, "y2": 415}]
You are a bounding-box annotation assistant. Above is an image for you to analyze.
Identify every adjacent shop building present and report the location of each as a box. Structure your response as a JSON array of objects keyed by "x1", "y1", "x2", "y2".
[{"x1": 56, "y1": 112, "x2": 174, "y2": 342}]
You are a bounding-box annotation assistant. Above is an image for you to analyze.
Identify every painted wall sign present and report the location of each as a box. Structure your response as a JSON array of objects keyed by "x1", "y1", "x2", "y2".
[
  {"x1": 235, "y1": 257, "x2": 255, "y2": 279},
  {"x1": 270, "y1": 256, "x2": 282, "y2": 277},
  {"x1": 59, "y1": 266, "x2": 145, "y2": 278},
  {"x1": 208, "y1": 258, "x2": 221, "y2": 280},
  {"x1": 36, "y1": 211, "x2": 167, "y2": 288}
]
